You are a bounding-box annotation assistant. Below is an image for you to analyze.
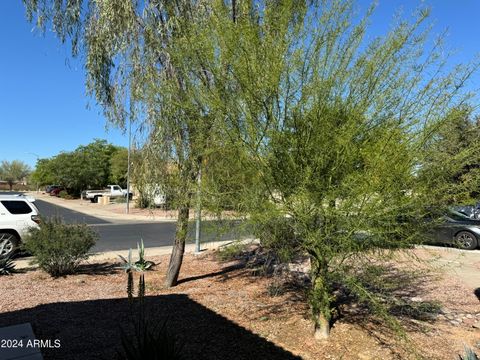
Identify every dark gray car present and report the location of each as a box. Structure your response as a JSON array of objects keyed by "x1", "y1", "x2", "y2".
[
  {"x1": 429, "y1": 210, "x2": 480, "y2": 250},
  {"x1": 452, "y1": 202, "x2": 480, "y2": 220}
]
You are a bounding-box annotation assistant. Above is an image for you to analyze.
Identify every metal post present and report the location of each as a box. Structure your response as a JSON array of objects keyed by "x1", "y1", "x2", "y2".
[
  {"x1": 126, "y1": 117, "x2": 132, "y2": 214},
  {"x1": 25, "y1": 152, "x2": 40, "y2": 193},
  {"x1": 194, "y1": 166, "x2": 202, "y2": 253}
]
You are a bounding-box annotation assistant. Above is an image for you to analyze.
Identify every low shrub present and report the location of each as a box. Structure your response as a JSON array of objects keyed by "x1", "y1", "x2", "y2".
[
  {"x1": 59, "y1": 190, "x2": 74, "y2": 199},
  {"x1": 115, "y1": 196, "x2": 127, "y2": 203},
  {"x1": 216, "y1": 241, "x2": 248, "y2": 262},
  {"x1": 23, "y1": 217, "x2": 98, "y2": 276}
]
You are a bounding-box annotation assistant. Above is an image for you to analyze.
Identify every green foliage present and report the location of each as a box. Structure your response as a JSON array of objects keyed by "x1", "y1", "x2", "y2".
[
  {"x1": 0, "y1": 255, "x2": 16, "y2": 275},
  {"x1": 198, "y1": 0, "x2": 478, "y2": 339},
  {"x1": 345, "y1": 263, "x2": 442, "y2": 332},
  {"x1": 110, "y1": 148, "x2": 129, "y2": 187},
  {"x1": 420, "y1": 105, "x2": 480, "y2": 202},
  {"x1": 118, "y1": 240, "x2": 155, "y2": 273},
  {"x1": 135, "y1": 240, "x2": 154, "y2": 271},
  {"x1": 58, "y1": 190, "x2": 74, "y2": 199},
  {"x1": 216, "y1": 241, "x2": 248, "y2": 262},
  {"x1": 22, "y1": 0, "x2": 480, "y2": 340},
  {"x1": 30, "y1": 140, "x2": 127, "y2": 195},
  {"x1": 24, "y1": 217, "x2": 97, "y2": 277},
  {"x1": 0, "y1": 160, "x2": 31, "y2": 190}
]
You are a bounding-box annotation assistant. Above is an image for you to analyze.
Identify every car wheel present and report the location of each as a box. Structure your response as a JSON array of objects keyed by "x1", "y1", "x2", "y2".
[
  {"x1": 0, "y1": 232, "x2": 20, "y2": 258},
  {"x1": 454, "y1": 231, "x2": 478, "y2": 250},
  {"x1": 94, "y1": 196, "x2": 99, "y2": 203}
]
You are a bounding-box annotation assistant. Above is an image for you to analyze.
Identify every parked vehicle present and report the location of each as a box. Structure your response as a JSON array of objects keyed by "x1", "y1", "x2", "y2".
[
  {"x1": 428, "y1": 210, "x2": 480, "y2": 250},
  {"x1": 50, "y1": 187, "x2": 64, "y2": 197},
  {"x1": 143, "y1": 184, "x2": 168, "y2": 207},
  {"x1": 452, "y1": 202, "x2": 480, "y2": 220},
  {"x1": 45, "y1": 185, "x2": 61, "y2": 194},
  {"x1": 0, "y1": 194, "x2": 41, "y2": 258},
  {"x1": 84, "y1": 185, "x2": 133, "y2": 203}
]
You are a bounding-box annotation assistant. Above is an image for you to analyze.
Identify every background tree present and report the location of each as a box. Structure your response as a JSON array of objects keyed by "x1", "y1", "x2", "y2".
[
  {"x1": 419, "y1": 105, "x2": 480, "y2": 202},
  {"x1": 0, "y1": 160, "x2": 31, "y2": 190},
  {"x1": 30, "y1": 140, "x2": 127, "y2": 195},
  {"x1": 30, "y1": 158, "x2": 56, "y2": 189},
  {"x1": 110, "y1": 147, "x2": 129, "y2": 187}
]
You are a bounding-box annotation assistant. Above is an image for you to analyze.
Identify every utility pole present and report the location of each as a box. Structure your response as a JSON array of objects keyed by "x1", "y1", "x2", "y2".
[
  {"x1": 126, "y1": 117, "x2": 132, "y2": 214},
  {"x1": 194, "y1": 165, "x2": 202, "y2": 253},
  {"x1": 25, "y1": 152, "x2": 40, "y2": 193}
]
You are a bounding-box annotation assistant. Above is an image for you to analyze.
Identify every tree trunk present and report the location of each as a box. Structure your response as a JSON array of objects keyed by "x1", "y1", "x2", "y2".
[
  {"x1": 8, "y1": 182, "x2": 13, "y2": 191},
  {"x1": 165, "y1": 205, "x2": 190, "y2": 287},
  {"x1": 310, "y1": 261, "x2": 332, "y2": 340},
  {"x1": 314, "y1": 312, "x2": 331, "y2": 340}
]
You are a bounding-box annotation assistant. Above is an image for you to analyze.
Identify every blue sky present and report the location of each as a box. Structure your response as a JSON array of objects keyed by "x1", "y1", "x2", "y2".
[{"x1": 0, "y1": 0, "x2": 479, "y2": 169}]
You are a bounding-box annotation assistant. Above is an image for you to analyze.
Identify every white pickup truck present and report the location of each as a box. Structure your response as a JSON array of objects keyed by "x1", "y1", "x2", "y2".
[{"x1": 84, "y1": 185, "x2": 133, "y2": 203}]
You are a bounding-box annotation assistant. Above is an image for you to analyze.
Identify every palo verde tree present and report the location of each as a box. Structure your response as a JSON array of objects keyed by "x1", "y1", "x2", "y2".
[
  {"x1": 0, "y1": 160, "x2": 31, "y2": 190},
  {"x1": 198, "y1": 0, "x2": 479, "y2": 339}
]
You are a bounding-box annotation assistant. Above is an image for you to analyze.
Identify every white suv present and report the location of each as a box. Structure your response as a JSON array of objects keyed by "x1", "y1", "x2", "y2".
[{"x1": 0, "y1": 194, "x2": 41, "y2": 258}]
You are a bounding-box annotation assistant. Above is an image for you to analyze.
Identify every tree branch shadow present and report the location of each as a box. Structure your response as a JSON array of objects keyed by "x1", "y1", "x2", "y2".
[{"x1": 0, "y1": 294, "x2": 302, "y2": 360}]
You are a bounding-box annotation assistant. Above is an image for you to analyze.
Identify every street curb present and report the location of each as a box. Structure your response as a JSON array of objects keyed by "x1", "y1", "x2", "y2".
[{"x1": 13, "y1": 238, "x2": 258, "y2": 270}]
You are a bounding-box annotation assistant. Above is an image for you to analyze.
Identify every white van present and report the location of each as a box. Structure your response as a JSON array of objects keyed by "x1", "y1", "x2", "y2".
[{"x1": 0, "y1": 194, "x2": 41, "y2": 258}]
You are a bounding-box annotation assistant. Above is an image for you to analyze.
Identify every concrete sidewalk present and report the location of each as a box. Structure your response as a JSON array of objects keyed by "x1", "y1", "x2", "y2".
[
  {"x1": 416, "y1": 245, "x2": 480, "y2": 289},
  {"x1": 13, "y1": 239, "x2": 249, "y2": 270}
]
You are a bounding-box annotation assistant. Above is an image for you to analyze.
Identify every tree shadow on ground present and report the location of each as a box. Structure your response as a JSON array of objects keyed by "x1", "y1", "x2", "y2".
[
  {"x1": 474, "y1": 288, "x2": 480, "y2": 301},
  {"x1": 334, "y1": 264, "x2": 442, "y2": 358},
  {"x1": 177, "y1": 263, "x2": 246, "y2": 285},
  {"x1": 75, "y1": 262, "x2": 119, "y2": 276},
  {"x1": 0, "y1": 294, "x2": 302, "y2": 360}
]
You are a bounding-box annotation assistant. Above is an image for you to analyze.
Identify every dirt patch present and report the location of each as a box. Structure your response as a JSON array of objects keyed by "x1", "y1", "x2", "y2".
[{"x1": 1, "y1": 249, "x2": 479, "y2": 359}]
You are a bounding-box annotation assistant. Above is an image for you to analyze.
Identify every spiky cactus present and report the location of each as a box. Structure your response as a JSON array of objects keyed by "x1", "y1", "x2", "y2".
[
  {"x1": 459, "y1": 346, "x2": 480, "y2": 360},
  {"x1": 0, "y1": 255, "x2": 16, "y2": 275}
]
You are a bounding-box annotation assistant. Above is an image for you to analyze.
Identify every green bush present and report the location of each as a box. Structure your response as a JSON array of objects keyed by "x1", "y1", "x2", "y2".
[
  {"x1": 216, "y1": 241, "x2": 248, "y2": 262},
  {"x1": 59, "y1": 190, "x2": 74, "y2": 199},
  {"x1": 23, "y1": 217, "x2": 98, "y2": 277}
]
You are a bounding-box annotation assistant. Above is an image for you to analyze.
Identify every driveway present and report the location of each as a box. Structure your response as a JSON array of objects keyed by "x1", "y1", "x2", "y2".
[{"x1": 416, "y1": 245, "x2": 480, "y2": 289}]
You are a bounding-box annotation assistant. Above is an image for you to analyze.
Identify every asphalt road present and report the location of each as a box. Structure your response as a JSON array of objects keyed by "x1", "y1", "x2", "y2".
[{"x1": 34, "y1": 199, "x2": 247, "y2": 252}]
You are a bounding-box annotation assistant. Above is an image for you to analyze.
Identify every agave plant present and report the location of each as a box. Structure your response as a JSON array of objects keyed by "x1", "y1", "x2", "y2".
[
  {"x1": 118, "y1": 240, "x2": 154, "y2": 273},
  {"x1": 135, "y1": 240, "x2": 154, "y2": 271},
  {"x1": 459, "y1": 347, "x2": 480, "y2": 360},
  {"x1": 118, "y1": 240, "x2": 155, "y2": 303},
  {"x1": 119, "y1": 317, "x2": 184, "y2": 360},
  {"x1": 0, "y1": 255, "x2": 16, "y2": 275},
  {"x1": 118, "y1": 248, "x2": 136, "y2": 273}
]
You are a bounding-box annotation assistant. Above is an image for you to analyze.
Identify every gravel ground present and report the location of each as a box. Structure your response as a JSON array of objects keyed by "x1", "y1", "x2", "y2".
[{"x1": 0, "y1": 248, "x2": 479, "y2": 360}]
